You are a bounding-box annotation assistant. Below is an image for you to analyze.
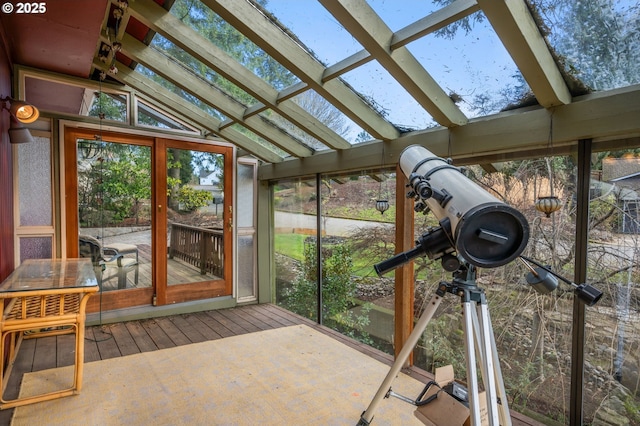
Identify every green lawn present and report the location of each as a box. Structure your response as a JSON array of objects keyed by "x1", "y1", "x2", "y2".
[
  {"x1": 275, "y1": 232, "x2": 431, "y2": 279},
  {"x1": 274, "y1": 233, "x2": 308, "y2": 262}
]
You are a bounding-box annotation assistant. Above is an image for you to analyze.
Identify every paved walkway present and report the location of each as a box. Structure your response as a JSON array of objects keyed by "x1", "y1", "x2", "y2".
[
  {"x1": 274, "y1": 211, "x2": 392, "y2": 237},
  {"x1": 83, "y1": 212, "x2": 392, "y2": 243}
]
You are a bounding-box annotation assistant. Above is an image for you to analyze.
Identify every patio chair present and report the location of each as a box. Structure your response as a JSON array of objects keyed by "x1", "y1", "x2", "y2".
[
  {"x1": 103, "y1": 241, "x2": 139, "y2": 263},
  {"x1": 78, "y1": 235, "x2": 139, "y2": 290}
]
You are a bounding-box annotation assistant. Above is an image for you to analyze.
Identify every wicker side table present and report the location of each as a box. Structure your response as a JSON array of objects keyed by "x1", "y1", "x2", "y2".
[{"x1": 0, "y1": 259, "x2": 98, "y2": 409}]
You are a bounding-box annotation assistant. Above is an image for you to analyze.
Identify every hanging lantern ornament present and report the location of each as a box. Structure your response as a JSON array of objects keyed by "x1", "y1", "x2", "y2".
[
  {"x1": 535, "y1": 196, "x2": 562, "y2": 218},
  {"x1": 375, "y1": 199, "x2": 389, "y2": 215},
  {"x1": 375, "y1": 144, "x2": 390, "y2": 215},
  {"x1": 535, "y1": 114, "x2": 563, "y2": 218}
]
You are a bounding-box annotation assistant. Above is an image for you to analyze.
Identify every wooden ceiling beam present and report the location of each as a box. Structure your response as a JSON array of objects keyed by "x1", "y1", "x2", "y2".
[
  {"x1": 201, "y1": 0, "x2": 400, "y2": 141},
  {"x1": 321, "y1": 0, "x2": 478, "y2": 87},
  {"x1": 260, "y1": 85, "x2": 640, "y2": 180},
  {"x1": 320, "y1": 0, "x2": 468, "y2": 127},
  {"x1": 322, "y1": 0, "x2": 479, "y2": 82},
  {"x1": 93, "y1": 59, "x2": 285, "y2": 163},
  {"x1": 478, "y1": 0, "x2": 572, "y2": 107},
  {"x1": 390, "y1": 0, "x2": 480, "y2": 49},
  {"x1": 118, "y1": 33, "x2": 313, "y2": 158},
  {"x1": 128, "y1": 0, "x2": 350, "y2": 151}
]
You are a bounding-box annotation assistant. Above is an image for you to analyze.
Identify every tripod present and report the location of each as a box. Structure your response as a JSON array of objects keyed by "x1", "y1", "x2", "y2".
[{"x1": 357, "y1": 264, "x2": 511, "y2": 426}]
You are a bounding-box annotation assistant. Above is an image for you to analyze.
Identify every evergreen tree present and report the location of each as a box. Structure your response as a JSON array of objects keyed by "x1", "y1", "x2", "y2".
[{"x1": 530, "y1": 0, "x2": 640, "y2": 91}]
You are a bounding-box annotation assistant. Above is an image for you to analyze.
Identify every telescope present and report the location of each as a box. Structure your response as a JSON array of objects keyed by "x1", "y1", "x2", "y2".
[{"x1": 374, "y1": 145, "x2": 529, "y2": 275}]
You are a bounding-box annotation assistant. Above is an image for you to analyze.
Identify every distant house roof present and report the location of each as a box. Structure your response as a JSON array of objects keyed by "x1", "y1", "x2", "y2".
[
  {"x1": 610, "y1": 171, "x2": 640, "y2": 182},
  {"x1": 602, "y1": 157, "x2": 640, "y2": 181}
]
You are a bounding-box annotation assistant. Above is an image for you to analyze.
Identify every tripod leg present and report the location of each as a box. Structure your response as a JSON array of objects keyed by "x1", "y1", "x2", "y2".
[
  {"x1": 462, "y1": 300, "x2": 483, "y2": 426},
  {"x1": 470, "y1": 299, "x2": 512, "y2": 426},
  {"x1": 483, "y1": 304, "x2": 512, "y2": 426},
  {"x1": 358, "y1": 294, "x2": 443, "y2": 426},
  {"x1": 477, "y1": 302, "x2": 501, "y2": 425}
]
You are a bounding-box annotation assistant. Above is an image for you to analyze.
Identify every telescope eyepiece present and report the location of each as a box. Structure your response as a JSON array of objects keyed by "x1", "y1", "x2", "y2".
[
  {"x1": 408, "y1": 173, "x2": 433, "y2": 200},
  {"x1": 416, "y1": 182, "x2": 433, "y2": 200}
]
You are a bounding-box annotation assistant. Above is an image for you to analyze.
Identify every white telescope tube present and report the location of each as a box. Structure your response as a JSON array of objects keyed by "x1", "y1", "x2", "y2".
[{"x1": 399, "y1": 145, "x2": 529, "y2": 268}]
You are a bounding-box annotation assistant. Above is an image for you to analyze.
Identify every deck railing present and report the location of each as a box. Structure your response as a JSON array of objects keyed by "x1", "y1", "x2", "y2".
[{"x1": 169, "y1": 223, "x2": 224, "y2": 276}]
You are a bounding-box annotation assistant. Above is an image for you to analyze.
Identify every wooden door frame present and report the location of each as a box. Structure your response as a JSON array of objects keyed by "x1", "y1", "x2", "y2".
[
  {"x1": 64, "y1": 129, "x2": 235, "y2": 312},
  {"x1": 64, "y1": 128, "x2": 155, "y2": 312},
  {"x1": 156, "y1": 138, "x2": 234, "y2": 305}
]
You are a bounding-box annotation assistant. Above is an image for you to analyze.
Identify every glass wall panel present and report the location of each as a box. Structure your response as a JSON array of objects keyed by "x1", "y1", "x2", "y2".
[
  {"x1": 269, "y1": 151, "x2": 640, "y2": 424},
  {"x1": 237, "y1": 163, "x2": 254, "y2": 228},
  {"x1": 274, "y1": 177, "x2": 318, "y2": 321},
  {"x1": 77, "y1": 139, "x2": 151, "y2": 291},
  {"x1": 237, "y1": 235, "x2": 255, "y2": 299},
  {"x1": 274, "y1": 171, "x2": 398, "y2": 351},
  {"x1": 166, "y1": 148, "x2": 224, "y2": 285},
  {"x1": 319, "y1": 171, "x2": 397, "y2": 353},
  {"x1": 15, "y1": 135, "x2": 55, "y2": 265},
  {"x1": 18, "y1": 136, "x2": 51, "y2": 226},
  {"x1": 87, "y1": 91, "x2": 127, "y2": 122},
  {"x1": 584, "y1": 149, "x2": 640, "y2": 424},
  {"x1": 237, "y1": 161, "x2": 256, "y2": 300},
  {"x1": 137, "y1": 100, "x2": 198, "y2": 133}
]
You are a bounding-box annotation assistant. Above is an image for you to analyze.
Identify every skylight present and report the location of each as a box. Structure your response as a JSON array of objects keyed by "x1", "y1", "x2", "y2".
[{"x1": 79, "y1": 0, "x2": 640, "y2": 166}]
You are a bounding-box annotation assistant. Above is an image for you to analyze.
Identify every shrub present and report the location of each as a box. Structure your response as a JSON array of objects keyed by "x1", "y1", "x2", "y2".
[{"x1": 177, "y1": 186, "x2": 213, "y2": 212}]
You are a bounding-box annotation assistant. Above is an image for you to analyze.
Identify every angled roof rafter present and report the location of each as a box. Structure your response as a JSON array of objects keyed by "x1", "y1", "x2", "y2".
[
  {"x1": 478, "y1": 0, "x2": 572, "y2": 107},
  {"x1": 322, "y1": 0, "x2": 480, "y2": 82},
  {"x1": 93, "y1": 59, "x2": 284, "y2": 163},
  {"x1": 201, "y1": 0, "x2": 400, "y2": 141},
  {"x1": 128, "y1": 0, "x2": 351, "y2": 151},
  {"x1": 320, "y1": 0, "x2": 468, "y2": 127},
  {"x1": 72, "y1": 0, "x2": 637, "y2": 182},
  {"x1": 390, "y1": 0, "x2": 480, "y2": 50},
  {"x1": 116, "y1": 32, "x2": 313, "y2": 158}
]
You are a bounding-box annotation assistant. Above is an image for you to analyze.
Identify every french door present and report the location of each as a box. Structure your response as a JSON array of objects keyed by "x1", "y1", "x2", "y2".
[{"x1": 64, "y1": 129, "x2": 233, "y2": 312}]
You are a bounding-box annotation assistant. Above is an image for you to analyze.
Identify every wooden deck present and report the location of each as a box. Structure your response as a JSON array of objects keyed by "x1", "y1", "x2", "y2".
[
  {"x1": 100, "y1": 243, "x2": 221, "y2": 291},
  {"x1": 0, "y1": 304, "x2": 543, "y2": 425}
]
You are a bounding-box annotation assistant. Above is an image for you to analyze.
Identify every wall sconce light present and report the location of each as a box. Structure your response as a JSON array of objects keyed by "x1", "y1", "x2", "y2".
[
  {"x1": 1, "y1": 96, "x2": 40, "y2": 144},
  {"x1": 8, "y1": 115, "x2": 35, "y2": 144}
]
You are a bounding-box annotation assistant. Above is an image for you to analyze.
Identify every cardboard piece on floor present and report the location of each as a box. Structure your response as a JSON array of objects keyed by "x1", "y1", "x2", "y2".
[{"x1": 414, "y1": 365, "x2": 488, "y2": 426}]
